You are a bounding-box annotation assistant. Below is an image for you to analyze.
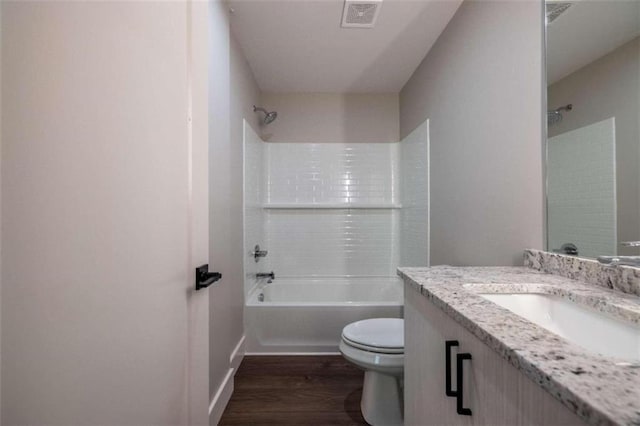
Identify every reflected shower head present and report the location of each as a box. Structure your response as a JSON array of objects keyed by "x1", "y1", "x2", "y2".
[
  {"x1": 547, "y1": 104, "x2": 572, "y2": 126},
  {"x1": 253, "y1": 105, "x2": 278, "y2": 125}
]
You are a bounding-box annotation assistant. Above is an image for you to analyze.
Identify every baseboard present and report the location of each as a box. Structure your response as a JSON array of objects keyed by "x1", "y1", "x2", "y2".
[
  {"x1": 230, "y1": 334, "x2": 245, "y2": 371},
  {"x1": 208, "y1": 367, "x2": 234, "y2": 426},
  {"x1": 208, "y1": 335, "x2": 246, "y2": 425}
]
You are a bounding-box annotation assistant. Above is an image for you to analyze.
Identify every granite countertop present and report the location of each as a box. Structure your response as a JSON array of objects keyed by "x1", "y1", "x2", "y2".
[{"x1": 397, "y1": 266, "x2": 640, "y2": 426}]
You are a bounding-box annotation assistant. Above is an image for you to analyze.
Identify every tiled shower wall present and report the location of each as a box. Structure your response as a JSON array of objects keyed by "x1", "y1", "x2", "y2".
[
  {"x1": 243, "y1": 130, "x2": 429, "y2": 288},
  {"x1": 400, "y1": 119, "x2": 430, "y2": 267},
  {"x1": 265, "y1": 143, "x2": 399, "y2": 205},
  {"x1": 265, "y1": 143, "x2": 400, "y2": 277},
  {"x1": 547, "y1": 117, "x2": 617, "y2": 258}
]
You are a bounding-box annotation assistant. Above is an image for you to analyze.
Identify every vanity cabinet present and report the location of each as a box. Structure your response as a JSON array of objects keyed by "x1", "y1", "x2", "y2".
[{"x1": 404, "y1": 284, "x2": 586, "y2": 426}]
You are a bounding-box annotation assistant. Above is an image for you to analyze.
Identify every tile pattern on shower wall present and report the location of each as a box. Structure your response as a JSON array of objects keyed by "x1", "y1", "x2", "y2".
[
  {"x1": 547, "y1": 117, "x2": 617, "y2": 258},
  {"x1": 264, "y1": 142, "x2": 400, "y2": 277},
  {"x1": 243, "y1": 121, "x2": 269, "y2": 293},
  {"x1": 265, "y1": 143, "x2": 399, "y2": 205},
  {"x1": 266, "y1": 209, "x2": 400, "y2": 277},
  {"x1": 400, "y1": 120, "x2": 430, "y2": 267}
]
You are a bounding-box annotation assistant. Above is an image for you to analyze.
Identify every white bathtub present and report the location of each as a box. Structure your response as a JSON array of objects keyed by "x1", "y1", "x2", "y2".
[{"x1": 244, "y1": 277, "x2": 404, "y2": 354}]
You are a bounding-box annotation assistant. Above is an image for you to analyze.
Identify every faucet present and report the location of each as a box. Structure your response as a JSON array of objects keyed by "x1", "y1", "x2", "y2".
[
  {"x1": 597, "y1": 241, "x2": 640, "y2": 267},
  {"x1": 256, "y1": 271, "x2": 275, "y2": 280},
  {"x1": 554, "y1": 243, "x2": 578, "y2": 256}
]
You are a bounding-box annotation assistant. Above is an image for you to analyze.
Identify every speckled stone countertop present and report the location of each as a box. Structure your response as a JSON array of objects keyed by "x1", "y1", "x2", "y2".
[{"x1": 397, "y1": 265, "x2": 640, "y2": 426}]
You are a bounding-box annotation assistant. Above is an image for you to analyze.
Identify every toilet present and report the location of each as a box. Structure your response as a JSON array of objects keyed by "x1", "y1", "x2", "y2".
[{"x1": 339, "y1": 318, "x2": 404, "y2": 426}]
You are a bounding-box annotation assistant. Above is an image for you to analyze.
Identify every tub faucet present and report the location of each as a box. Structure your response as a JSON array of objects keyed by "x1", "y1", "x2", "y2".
[
  {"x1": 256, "y1": 271, "x2": 275, "y2": 280},
  {"x1": 597, "y1": 256, "x2": 640, "y2": 267}
]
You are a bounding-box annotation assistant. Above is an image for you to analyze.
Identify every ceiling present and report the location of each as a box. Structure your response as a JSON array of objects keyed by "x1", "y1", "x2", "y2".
[
  {"x1": 228, "y1": 0, "x2": 463, "y2": 93},
  {"x1": 546, "y1": 0, "x2": 640, "y2": 85}
]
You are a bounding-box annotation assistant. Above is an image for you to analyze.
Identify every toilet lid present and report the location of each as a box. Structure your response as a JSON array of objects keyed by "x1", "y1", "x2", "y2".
[{"x1": 342, "y1": 318, "x2": 404, "y2": 350}]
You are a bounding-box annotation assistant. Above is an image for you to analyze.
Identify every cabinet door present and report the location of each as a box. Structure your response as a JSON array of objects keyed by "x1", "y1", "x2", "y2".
[
  {"x1": 405, "y1": 289, "x2": 472, "y2": 425},
  {"x1": 404, "y1": 284, "x2": 586, "y2": 426}
]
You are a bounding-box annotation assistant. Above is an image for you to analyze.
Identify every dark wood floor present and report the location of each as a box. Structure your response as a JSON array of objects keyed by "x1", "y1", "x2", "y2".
[{"x1": 219, "y1": 356, "x2": 369, "y2": 425}]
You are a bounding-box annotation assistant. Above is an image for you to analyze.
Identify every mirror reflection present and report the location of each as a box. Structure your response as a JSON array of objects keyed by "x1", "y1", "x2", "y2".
[{"x1": 546, "y1": 0, "x2": 640, "y2": 259}]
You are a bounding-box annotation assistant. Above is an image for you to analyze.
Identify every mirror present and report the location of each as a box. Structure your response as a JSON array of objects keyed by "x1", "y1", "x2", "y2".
[{"x1": 545, "y1": 0, "x2": 640, "y2": 258}]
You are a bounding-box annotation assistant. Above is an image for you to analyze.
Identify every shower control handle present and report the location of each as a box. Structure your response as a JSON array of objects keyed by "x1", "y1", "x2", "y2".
[{"x1": 252, "y1": 244, "x2": 268, "y2": 262}]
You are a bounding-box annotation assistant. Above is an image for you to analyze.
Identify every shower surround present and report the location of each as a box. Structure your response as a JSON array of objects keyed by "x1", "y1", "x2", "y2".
[{"x1": 243, "y1": 119, "x2": 429, "y2": 353}]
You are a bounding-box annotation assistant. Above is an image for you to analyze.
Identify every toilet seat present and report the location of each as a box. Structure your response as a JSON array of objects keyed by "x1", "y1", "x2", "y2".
[
  {"x1": 341, "y1": 318, "x2": 404, "y2": 353},
  {"x1": 341, "y1": 335, "x2": 404, "y2": 354}
]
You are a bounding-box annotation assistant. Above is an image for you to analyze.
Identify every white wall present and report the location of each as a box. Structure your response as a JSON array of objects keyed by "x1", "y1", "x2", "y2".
[
  {"x1": 243, "y1": 122, "x2": 267, "y2": 294},
  {"x1": 548, "y1": 37, "x2": 640, "y2": 256},
  {"x1": 232, "y1": 37, "x2": 263, "y2": 302},
  {"x1": 400, "y1": 119, "x2": 430, "y2": 267},
  {"x1": 400, "y1": 0, "x2": 545, "y2": 266},
  {"x1": 208, "y1": 8, "x2": 262, "y2": 422},
  {"x1": 260, "y1": 93, "x2": 399, "y2": 143},
  {"x1": 1, "y1": 2, "x2": 210, "y2": 424}
]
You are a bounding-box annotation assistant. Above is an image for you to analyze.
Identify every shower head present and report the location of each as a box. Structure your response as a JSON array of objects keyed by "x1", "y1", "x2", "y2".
[
  {"x1": 547, "y1": 104, "x2": 572, "y2": 126},
  {"x1": 253, "y1": 106, "x2": 278, "y2": 125}
]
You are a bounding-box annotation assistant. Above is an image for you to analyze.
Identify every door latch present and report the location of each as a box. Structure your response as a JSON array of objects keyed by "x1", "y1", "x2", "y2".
[{"x1": 195, "y1": 264, "x2": 222, "y2": 291}]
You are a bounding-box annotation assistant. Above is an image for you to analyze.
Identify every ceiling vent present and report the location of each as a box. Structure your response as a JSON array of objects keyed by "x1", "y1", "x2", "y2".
[
  {"x1": 341, "y1": 0, "x2": 383, "y2": 29},
  {"x1": 545, "y1": 1, "x2": 573, "y2": 25}
]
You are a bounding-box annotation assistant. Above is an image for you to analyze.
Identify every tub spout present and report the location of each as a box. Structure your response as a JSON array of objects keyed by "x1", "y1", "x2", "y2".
[{"x1": 256, "y1": 271, "x2": 275, "y2": 280}]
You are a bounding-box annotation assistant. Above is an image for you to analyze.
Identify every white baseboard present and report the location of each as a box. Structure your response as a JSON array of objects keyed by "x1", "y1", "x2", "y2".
[
  {"x1": 208, "y1": 367, "x2": 234, "y2": 426},
  {"x1": 230, "y1": 334, "x2": 245, "y2": 371},
  {"x1": 208, "y1": 335, "x2": 246, "y2": 425}
]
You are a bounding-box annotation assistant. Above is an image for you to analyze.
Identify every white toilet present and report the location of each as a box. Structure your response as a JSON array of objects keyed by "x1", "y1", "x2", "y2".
[{"x1": 339, "y1": 318, "x2": 404, "y2": 426}]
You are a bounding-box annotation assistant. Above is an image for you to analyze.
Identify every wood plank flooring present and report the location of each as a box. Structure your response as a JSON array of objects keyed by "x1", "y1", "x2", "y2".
[{"x1": 219, "y1": 356, "x2": 369, "y2": 425}]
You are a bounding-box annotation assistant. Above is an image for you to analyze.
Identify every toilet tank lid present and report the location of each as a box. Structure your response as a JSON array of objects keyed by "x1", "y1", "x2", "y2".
[{"x1": 342, "y1": 318, "x2": 404, "y2": 349}]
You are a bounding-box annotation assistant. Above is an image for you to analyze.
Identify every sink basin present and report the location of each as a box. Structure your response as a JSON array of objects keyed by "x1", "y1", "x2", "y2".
[{"x1": 477, "y1": 292, "x2": 640, "y2": 362}]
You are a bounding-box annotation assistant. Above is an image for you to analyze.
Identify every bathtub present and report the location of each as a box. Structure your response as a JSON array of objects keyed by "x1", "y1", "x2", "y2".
[{"x1": 245, "y1": 277, "x2": 404, "y2": 354}]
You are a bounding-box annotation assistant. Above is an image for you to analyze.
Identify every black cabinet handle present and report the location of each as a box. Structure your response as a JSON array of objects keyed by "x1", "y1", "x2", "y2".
[
  {"x1": 456, "y1": 353, "x2": 472, "y2": 416},
  {"x1": 445, "y1": 340, "x2": 459, "y2": 397},
  {"x1": 195, "y1": 264, "x2": 222, "y2": 290}
]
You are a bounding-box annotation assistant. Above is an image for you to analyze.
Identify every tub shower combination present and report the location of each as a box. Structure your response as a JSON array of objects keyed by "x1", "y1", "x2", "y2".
[
  {"x1": 243, "y1": 119, "x2": 429, "y2": 354},
  {"x1": 246, "y1": 277, "x2": 404, "y2": 353}
]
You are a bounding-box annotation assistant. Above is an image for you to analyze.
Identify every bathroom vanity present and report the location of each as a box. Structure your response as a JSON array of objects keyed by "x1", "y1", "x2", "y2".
[{"x1": 399, "y1": 250, "x2": 640, "y2": 426}]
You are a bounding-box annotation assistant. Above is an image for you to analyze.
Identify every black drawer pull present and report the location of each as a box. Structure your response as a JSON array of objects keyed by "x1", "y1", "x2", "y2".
[
  {"x1": 456, "y1": 353, "x2": 472, "y2": 416},
  {"x1": 445, "y1": 340, "x2": 459, "y2": 397}
]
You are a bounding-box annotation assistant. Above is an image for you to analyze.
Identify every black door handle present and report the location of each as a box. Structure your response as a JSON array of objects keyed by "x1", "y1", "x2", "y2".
[
  {"x1": 456, "y1": 353, "x2": 472, "y2": 416},
  {"x1": 195, "y1": 264, "x2": 222, "y2": 290},
  {"x1": 445, "y1": 340, "x2": 459, "y2": 397}
]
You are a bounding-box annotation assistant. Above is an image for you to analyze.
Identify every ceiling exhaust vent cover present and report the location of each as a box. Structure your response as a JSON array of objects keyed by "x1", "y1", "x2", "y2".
[
  {"x1": 546, "y1": 2, "x2": 573, "y2": 25},
  {"x1": 341, "y1": 0, "x2": 383, "y2": 29}
]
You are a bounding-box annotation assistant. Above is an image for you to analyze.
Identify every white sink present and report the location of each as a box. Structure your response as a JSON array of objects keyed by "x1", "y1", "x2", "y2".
[{"x1": 477, "y1": 293, "x2": 640, "y2": 362}]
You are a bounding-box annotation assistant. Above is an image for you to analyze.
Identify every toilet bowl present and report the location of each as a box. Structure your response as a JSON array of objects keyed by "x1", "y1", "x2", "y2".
[{"x1": 339, "y1": 318, "x2": 404, "y2": 426}]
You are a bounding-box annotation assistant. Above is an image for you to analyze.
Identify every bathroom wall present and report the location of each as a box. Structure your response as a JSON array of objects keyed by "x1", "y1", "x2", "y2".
[
  {"x1": 400, "y1": 0, "x2": 544, "y2": 266},
  {"x1": 547, "y1": 118, "x2": 617, "y2": 258},
  {"x1": 243, "y1": 122, "x2": 267, "y2": 294},
  {"x1": 263, "y1": 143, "x2": 400, "y2": 277},
  {"x1": 260, "y1": 93, "x2": 399, "y2": 143},
  {"x1": 548, "y1": 37, "x2": 640, "y2": 255},
  {"x1": 209, "y1": 3, "x2": 262, "y2": 420},
  {"x1": 400, "y1": 119, "x2": 430, "y2": 267}
]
